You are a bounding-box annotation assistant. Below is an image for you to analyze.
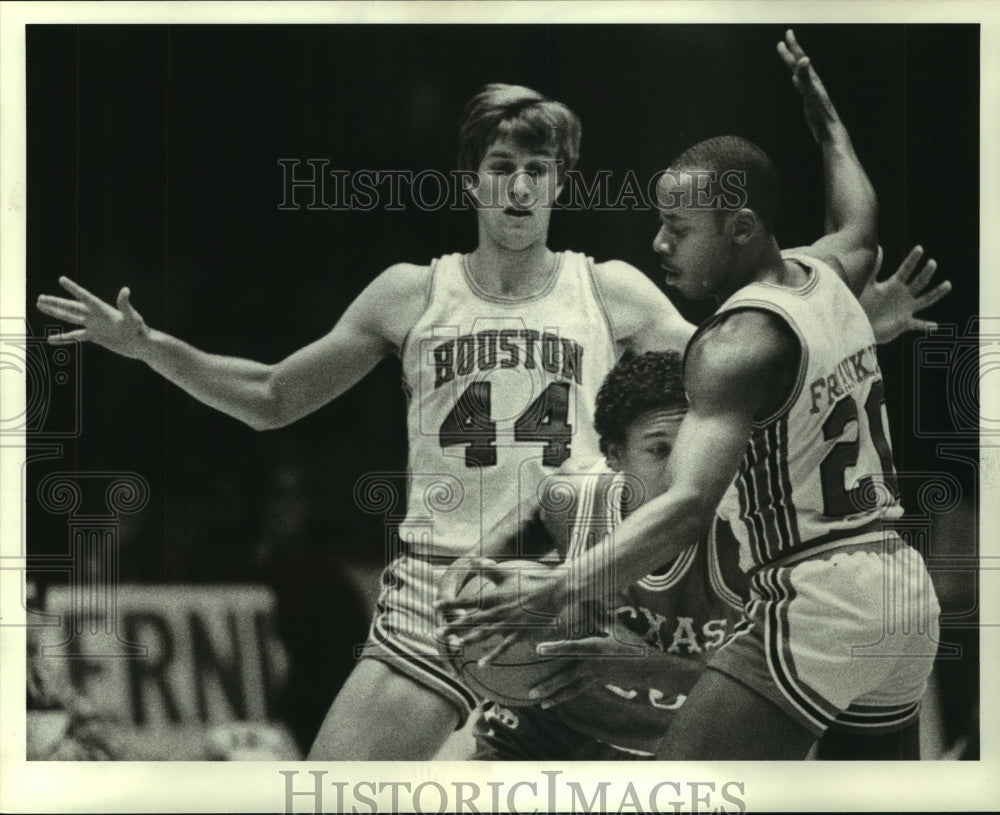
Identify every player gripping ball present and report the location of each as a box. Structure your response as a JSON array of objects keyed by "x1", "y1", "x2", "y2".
[{"x1": 440, "y1": 559, "x2": 574, "y2": 707}]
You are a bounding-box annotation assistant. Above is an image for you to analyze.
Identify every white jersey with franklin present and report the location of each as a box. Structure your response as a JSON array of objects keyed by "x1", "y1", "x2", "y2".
[
  {"x1": 400, "y1": 251, "x2": 617, "y2": 557},
  {"x1": 701, "y1": 252, "x2": 903, "y2": 574}
]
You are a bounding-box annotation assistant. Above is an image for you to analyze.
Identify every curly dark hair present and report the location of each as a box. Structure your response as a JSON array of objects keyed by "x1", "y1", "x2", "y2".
[{"x1": 593, "y1": 350, "x2": 687, "y2": 455}]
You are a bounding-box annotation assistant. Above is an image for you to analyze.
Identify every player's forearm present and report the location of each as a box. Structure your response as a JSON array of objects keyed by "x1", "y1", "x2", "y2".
[
  {"x1": 476, "y1": 504, "x2": 561, "y2": 564},
  {"x1": 567, "y1": 489, "x2": 712, "y2": 601},
  {"x1": 477, "y1": 504, "x2": 535, "y2": 559},
  {"x1": 821, "y1": 137, "x2": 878, "y2": 250},
  {"x1": 139, "y1": 329, "x2": 282, "y2": 430}
]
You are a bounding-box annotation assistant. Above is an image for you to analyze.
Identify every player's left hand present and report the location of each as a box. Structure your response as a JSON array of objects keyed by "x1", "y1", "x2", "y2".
[
  {"x1": 37, "y1": 278, "x2": 151, "y2": 359},
  {"x1": 860, "y1": 245, "x2": 951, "y2": 343},
  {"x1": 777, "y1": 29, "x2": 848, "y2": 145}
]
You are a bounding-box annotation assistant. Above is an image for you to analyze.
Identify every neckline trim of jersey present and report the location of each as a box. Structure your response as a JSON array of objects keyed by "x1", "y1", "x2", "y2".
[
  {"x1": 753, "y1": 252, "x2": 822, "y2": 296},
  {"x1": 461, "y1": 251, "x2": 565, "y2": 304}
]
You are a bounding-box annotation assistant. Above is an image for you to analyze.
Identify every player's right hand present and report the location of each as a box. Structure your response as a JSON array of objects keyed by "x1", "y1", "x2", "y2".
[
  {"x1": 37, "y1": 277, "x2": 150, "y2": 359},
  {"x1": 438, "y1": 560, "x2": 568, "y2": 664},
  {"x1": 529, "y1": 628, "x2": 646, "y2": 708}
]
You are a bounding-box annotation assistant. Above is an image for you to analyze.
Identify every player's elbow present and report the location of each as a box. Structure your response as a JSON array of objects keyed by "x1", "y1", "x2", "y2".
[
  {"x1": 832, "y1": 199, "x2": 878, "y2": 249},
  {"x1": 248, "y1": 368, "x2": 294, "y2": 431},
  {"x1": 245, "y1": 410, "x2": 282, "y2": 432},
  {"x1": 851, "y1": 198, "x2": 879, "y2": 255}
]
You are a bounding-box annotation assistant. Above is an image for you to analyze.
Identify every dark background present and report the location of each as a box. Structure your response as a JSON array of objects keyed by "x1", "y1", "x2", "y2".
[{"x1": 22, "y1": 24, "x2": 980, "y2": 751}]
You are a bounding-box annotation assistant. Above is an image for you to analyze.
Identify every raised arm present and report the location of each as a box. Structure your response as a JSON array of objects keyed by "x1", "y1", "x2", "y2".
[
  {"x1": 36, "y1": 263, "x2": 431, "y2": 430},
  {"x1": 778, "y1": 29, "x2": 878, "y2": 295}
]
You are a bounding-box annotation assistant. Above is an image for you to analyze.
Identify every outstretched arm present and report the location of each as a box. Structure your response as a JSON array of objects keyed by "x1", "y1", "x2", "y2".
[
  {"x1": 778, "y1": 33, "x2": 951, "y2": 338},
  {"x1": 36, "y1": 263, "x2": 429, "y2": 430},
  {"x1": 778, "y1": 29, "x2": 878, "y2": 295}
]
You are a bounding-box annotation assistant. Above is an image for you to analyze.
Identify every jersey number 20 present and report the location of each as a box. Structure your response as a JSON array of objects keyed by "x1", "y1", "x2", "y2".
[
  {"x1": 820, "y1": 380, "x2": 900, "y2": 517},
  {"x1": 439, "y1": 382, "x2": 572, "y2": 467}
]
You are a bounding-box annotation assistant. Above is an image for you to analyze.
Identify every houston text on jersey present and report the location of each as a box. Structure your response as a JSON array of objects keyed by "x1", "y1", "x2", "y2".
[{"x1": 432, "y1": 330, "x2": 585, "y2": 389}]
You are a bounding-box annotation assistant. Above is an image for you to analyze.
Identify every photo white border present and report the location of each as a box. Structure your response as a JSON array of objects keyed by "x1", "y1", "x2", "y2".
[{"x1": 2, "y1": 2, "x2": 997, "y2": 812}]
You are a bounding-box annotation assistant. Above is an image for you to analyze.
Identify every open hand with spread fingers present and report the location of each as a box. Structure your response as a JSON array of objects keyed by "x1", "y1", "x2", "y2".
[
  {"x1": 36, "y1": 277, "x2": 150, "y2": 359},
  {"x1": 528, "y1": 624, "x2": 650, "y2": 709},
  {"x1": 860, "y1": 246, "x2": 951, "y2": 343},
  {"x1": 438, "y1": 562, "x2": 569, "y2": 665}
]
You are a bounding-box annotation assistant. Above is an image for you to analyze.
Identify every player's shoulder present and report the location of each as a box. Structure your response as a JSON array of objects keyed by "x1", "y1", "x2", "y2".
[
  {"x1": 363, "y1": 261, "x2": 434, "y2": 311},
  {"x1": 347, "y1": 262, "x2": 434, "y2": 349},
  {"x1": 552, "y1": 455, "x2": 607, "y2": 476},
  {"x1": 694, "y1": 308, "x2": 799, "y2": 365},
  {"x1": 687, "y1": 309, "x2": 799, "y2": 395},
  {"x1": 376, "y1": 261, "x2": 434, "y2": 290},
  {"x1": 781, "y1": 246, "x2": 851, "y2": 284},
  {"x1": 538, "y1": 458, "x2": 607, "y2": 518},
  {"x1": 592, "y1": 258, "x2": 690, "y2": 350},
  {"x1": 591, "y1": 258, "x2": 655, "y2": 292}
]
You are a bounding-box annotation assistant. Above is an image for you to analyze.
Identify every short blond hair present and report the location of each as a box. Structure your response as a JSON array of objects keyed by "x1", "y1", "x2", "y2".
[{"x1": 457, "y1": 83, "x2": 581, "y2": 179}]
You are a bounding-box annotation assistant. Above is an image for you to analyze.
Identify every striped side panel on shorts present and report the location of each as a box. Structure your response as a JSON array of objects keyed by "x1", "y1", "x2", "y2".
[
  {"x1": 833, "y1": 700, "x2": 922, "y2": 734},
  {"x1": 365, "y1": 610, "x2": 480, "y2": 715},
  {"x1": 755, "y1": 567, "x2": 841, "y2": 732}
]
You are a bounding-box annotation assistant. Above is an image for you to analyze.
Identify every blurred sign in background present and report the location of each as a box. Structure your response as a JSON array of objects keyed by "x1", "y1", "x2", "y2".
[
  {"x1": 19, "y1": 23, "x2": 981, "y2": 761},
  {"x1": 28, "y1": 583, "x2": 302, "y2": 759}
]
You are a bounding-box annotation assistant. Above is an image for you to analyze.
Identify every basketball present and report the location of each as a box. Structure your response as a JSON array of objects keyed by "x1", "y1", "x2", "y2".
[{"x1": 444, "y1": 560, "x2": 569, "y2": 707}]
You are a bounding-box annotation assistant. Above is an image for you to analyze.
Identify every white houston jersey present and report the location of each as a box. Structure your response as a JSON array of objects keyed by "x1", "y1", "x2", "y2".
[
  {"x1": 695, "y1": 252, "x2": 903, "y2": 574},
  {"x1": 399, "y1": 251, "x2": 617, "y2": 557}
]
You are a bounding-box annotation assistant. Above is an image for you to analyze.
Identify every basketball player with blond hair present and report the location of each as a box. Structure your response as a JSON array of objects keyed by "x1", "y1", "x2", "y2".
[
  {"x1": 38, "y1": 47, "x2": 945, "y2": 759},
  {"x1": 445, "y1": 31, "x2": 945, "y2": 760}
]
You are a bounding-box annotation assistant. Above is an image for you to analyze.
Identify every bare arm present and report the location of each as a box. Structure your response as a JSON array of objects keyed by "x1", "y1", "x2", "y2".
[
  {"x1": 571, "y1": 311, "x2": 797, "y2": 591},
  {"x1": 473, "y1": 500, "x2": 551, "y2": 561},
  {"x1": 36, "y1": 263, "x2": 430, "y2": 430},
  {"x1": 778, "y1": 33, "x2": 952, "y2": 338},
  {"x1": 436, "y1": 469, "x2": 584, "y2": 610},
  {"x1": 446, "y1": 311, "x2": 797, "y2": 643},
  {"x1": 778, "y1": 29, "x2": 878, "y2": 295},
  {"x1": 592, "y1": 260, "x2": 696, "y2": 354}
]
